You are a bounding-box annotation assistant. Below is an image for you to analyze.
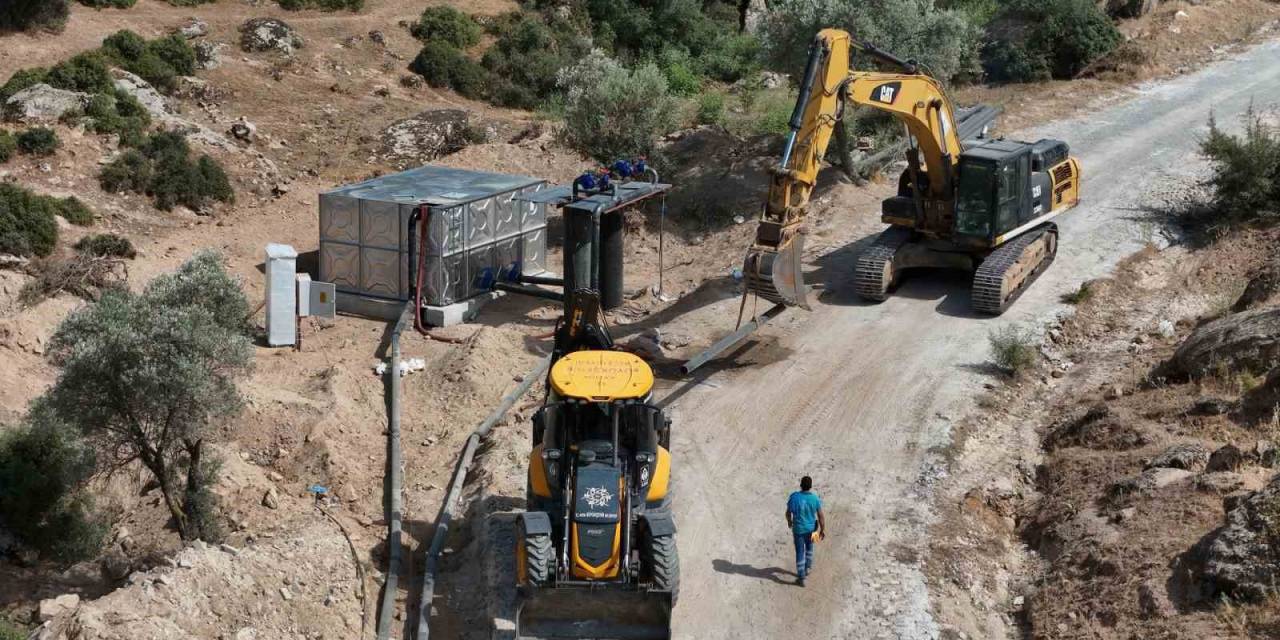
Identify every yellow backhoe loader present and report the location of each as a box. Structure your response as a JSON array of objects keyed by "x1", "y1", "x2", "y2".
[{"x1": 744, "y1": 29, "x2": 1081, "y2": 314}]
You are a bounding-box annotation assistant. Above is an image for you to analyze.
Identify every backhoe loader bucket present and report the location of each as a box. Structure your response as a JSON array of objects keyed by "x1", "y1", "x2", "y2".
[
  {"x1": 743, "y1": 233, "x2": 808, "y2": 308},
  {"x1": 516, "y1": 587, "x2": 672, "y2": 640}
]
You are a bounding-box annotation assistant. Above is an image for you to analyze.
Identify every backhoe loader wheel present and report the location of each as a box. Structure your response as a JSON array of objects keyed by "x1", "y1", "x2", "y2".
[
  {"x1": 517, "y1": 519, "x2": 553, "y2": 588},
  {"x1": 642, "y1": 532, "x2": 680, "y2": 606}
]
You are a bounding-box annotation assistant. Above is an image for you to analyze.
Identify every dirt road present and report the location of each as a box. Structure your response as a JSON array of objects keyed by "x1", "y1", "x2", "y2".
[{"x1": 664, "y1": 38, "x2": 1280, "y2": 639}]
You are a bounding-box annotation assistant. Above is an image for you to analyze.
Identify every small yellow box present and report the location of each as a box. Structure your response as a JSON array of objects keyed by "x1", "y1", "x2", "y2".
[{"x1": 550, "y1": 350, "x2": 654, "y2": 401}]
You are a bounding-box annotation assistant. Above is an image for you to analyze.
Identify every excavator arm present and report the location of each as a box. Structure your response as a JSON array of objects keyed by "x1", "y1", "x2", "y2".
[{"x1": 743, "y1": 28, "x2": 964, "y2": 306}]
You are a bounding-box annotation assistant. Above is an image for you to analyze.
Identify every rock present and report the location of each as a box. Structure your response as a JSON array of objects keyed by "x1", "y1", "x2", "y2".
[
  {"x1": 263, "y1": 487, "x2": 280, "y2": 509},
  {"x1": 1137, "y1": 580, "x2": 1175, "y2": 618},
  {"x1": 4, "y1": 84, "x2": 90, "y2": 123},
  {"x1": 239, "y1": 18, "x2": 304, "y2": 55},
  {"x1": 38, "y1": 594, "x2": 80, "y2": 622},
  {"x1": 1156, "y1": 308, "x2": 1280, "y2": 379},
  {"x1": 368, "y1": 30, "x2": 386, "y2": 45},
  {"x1": 1195, "y1": 475, "x2": 1280, "y2": 600},
  {"x1": 1206, "y1": 444, "x2": 1244, "y2": 472},
  {"x1": 372, "y1": 85, "x2": 390, "y2": 98},
  {"x1": 1189, "y1": 397, "x2": 1234, "y2": 416},
  {"x1": 230, "y1": 118, "x2": 257, "y2": 142},
  {"x1": 1111, "y1": 467, "x2": 1193, "y2": 497},
  {"x1": 177, "y1": 18, "x2": 209, "y2": 39},
  {"x1": 1241, "y1": 368, "x2": 1280, "y2": 423},
  {"x1": 1197, "y1": 471, "x2": 1244, "y2": 494},
  {"x1": 195, "y1": 41, "x2": 227, "y2": 70},
  {"x1": 279, "y1": 586, "x2": 292, "y2": 601},
  {"x1": 219, "y1": 543, "x2": 241, "y2": 556},
  {"x1": 1157, "y1": 319, "x2": 1176, "y2": 338},
  {"x1": 759, "y1": 71, "x2": 789, "y2": 89},
  {"x1": 1233, "y1": 263, "x2": 1280, "y2": 312},
  {"x1": 380, "y1": 109, "x2": 474, "y2": 167},
  {"x1": 399, "y1": 74, "x2": 425, "y2": 89},
  {"x1": 1174, "y1": 9, "x2": 1190, "y2": 19},
  {"x1": 234, "y1": 628, "x2": 258, "y2": 640},
  {"x1": 1104, "y1": 0, "x2": 1159, "y2": 18},
  {"x1": 1104, "y1": 384, "x2": 1125, "y2": 400},
  {"x1": 1255, "y1": 440, "x2": 1278, "y2": 467},
  {"x1": 112, "y1": 69, "x2": 171, "y2": 118},
  {"x1": 1146, "y1": 442, "x2": 1209, "y2": 471}
]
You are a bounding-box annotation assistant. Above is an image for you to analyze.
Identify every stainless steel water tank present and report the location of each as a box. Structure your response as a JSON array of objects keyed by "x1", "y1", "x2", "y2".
[{"x1": 319, "y1": 165, "x2": 547, "y2": 306}]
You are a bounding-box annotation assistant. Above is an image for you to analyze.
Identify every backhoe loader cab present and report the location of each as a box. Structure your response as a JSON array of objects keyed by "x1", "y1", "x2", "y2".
[{"x1": 517, "y1": 350, "x2": 678, "y2": 639}]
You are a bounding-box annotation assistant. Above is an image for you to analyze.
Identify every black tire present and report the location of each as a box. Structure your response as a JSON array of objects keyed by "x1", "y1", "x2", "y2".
[
  {"x1": 642, "y1": 532, "x2": 680, "y2": 606},
  {"x1": 520, "y1": 519, "x2": 553, "y2": 588}
]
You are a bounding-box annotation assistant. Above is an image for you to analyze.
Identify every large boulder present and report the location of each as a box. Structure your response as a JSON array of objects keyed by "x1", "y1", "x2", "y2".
[
  {"x1": 1155, "y1": 308, "x2": 1280, "y2": 379},
  {"x1": 239, "y1": 18, "x2": 303, "y2": 55},
  {"x1": 1102, "y1": 0, "x2": 1160, "y2": 18},
  {"x1": 1232, "y1": 263, "x2": 1280, "y2": 312},
  {"x1": 3, "y1": 84, "x2": 90, "y2": 123},
  {"x1": 1146, "y1": 442, "x2": 1209, "y2": 471},
  {"x1": 111, "y1": 69, "x2": 171, "y2": 118},
  {"x1": 1196, "y1": 475, "x2": 1280, "y2": 600},
  {"x1": 380, "y1": 109, "x2": 474, "y2": 168}
]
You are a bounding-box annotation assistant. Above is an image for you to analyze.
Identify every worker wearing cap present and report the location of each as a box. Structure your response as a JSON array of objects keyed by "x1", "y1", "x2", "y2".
[{"x1": 785, "y1": 475, "x2": 826, "y2": 587}]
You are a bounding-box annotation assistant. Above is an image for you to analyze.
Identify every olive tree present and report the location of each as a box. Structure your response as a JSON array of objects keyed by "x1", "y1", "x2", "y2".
[
  {"x1": 557, "y1": 50, "x2": 678, "y2": 164},
  {"x1": 39, "y1": 251, "x2": 251, "y2": 540}
]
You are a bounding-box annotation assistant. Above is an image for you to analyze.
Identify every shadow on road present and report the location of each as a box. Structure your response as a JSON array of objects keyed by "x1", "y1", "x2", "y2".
[{"x1": 712, "y1": 559, "x2": 796, "y2": 585}]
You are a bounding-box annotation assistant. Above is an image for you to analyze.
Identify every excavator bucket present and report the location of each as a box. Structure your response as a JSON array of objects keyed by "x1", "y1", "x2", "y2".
[
  {"x1": 516, "y1": 588, "x2": 672, "y2": 640},
  {"x1": 743, "y1": 233, "x2": 808, "y2": 308}
]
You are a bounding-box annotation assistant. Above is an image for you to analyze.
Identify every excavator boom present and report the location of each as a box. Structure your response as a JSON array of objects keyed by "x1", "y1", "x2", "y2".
[{"x1": 744, "y1": 29, "x2": 964, "y2": 306}]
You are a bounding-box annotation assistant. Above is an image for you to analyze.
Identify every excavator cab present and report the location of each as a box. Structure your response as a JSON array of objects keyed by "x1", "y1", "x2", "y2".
[{"x1": 953, "y1": 139, "x2": 1067, "y2": 247}]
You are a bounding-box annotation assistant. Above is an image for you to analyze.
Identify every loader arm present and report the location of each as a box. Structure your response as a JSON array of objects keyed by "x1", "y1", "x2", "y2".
[{"x1": 744, "y1": 28, "x2": 965, "y2": 306}]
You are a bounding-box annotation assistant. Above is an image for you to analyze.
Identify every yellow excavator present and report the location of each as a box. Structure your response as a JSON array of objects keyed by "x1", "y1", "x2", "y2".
[{"x1": 744, "y1": 29, "x2": 1081, "y2": 314}]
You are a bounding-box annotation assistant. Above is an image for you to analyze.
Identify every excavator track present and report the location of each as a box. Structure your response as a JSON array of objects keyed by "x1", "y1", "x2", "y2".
[
  {"x1": 971, "y1": 224, "x2": 1058, "y2": 315},
  {"x1": 853, "y1": 226, "x2": 913, "y2": 301}
]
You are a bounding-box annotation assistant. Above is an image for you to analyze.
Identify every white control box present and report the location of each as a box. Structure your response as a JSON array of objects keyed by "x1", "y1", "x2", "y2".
[{"x1": 265, "y1": 243, "x2": 297, "y2": 347}]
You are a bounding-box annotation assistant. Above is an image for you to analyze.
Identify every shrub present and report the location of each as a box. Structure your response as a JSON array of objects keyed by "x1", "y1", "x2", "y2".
[
  {"x1": 17, "y1": 127, "x2": 60, "y2": 155},
  {"x1": 659, "y1": 48, "x2": 701, "y2": 96},
  {"x1": 1198, "y1": 109, "x2": 1280, "y2": 227},
  {"x1": 101, "y1": 30, "x2": 196, "y2": 94},
  {"x1": 0, "y1": 184, "x2": 62, "y2": 257},
  {"x1": 696, "y1": 92, "x2": 725, "y2": 126},
  {"x1": 58, "y1": 197, "x2": 93, "y2": 225},
  {"x1": 19, "y1": 250, "x2": 127, "y2": 305},
  {"x1": 0, "y1": 619, "x2": 26, "y2": 640},
  {"x1": 696, "y1": 32, "x2": 761, "y2": 83},
  {"x1": 983, "y1": 0, "x2": 1121, "y2": 82},
  {"x1": 75, "y1": 232, "x2": 136, "y2": 258},
  {"x1": 0, "y1": 0, "x2": 69, "y2": 33},
  {"x1": 410, "y1": 6, "x2": 482, "y2": 48},
  {"x1": 102, "y1": 28, "x2": 147, "y2": 60},
  {"x1": 278, "y1": 0, "x2": 363, "y2": 10},
  {"x1": 40, "y1": 251, "x2": 252, "y2": 541},
  {"x1": 0, "y1": 417, "x2": 105, "y2": 563},
  {"x1": 0, "y1": 67, "x2": 50, "y2": 102},
  {"x1": 989, "y1": 324, "x2": 1038, "y2": 374},
  {"x1": 46, "y1": 52, "x2": 114, "y2": 94},
  {"x1": 1061, "y1": 281, "x2": 1094, "y2": 304},
  {"x1": 409, "y1": 42, "x2": 487, "y2": 99},
  {"x1": 99, "y1": 132, "x2": 235, "y2": 211},
  {"x1": 760, "y1": 0, "x2": 981, "y2": 84},
  {"x1": 79, "y1": 0, "x2": 136, "y2": 8},
  {"x1": 0, "y1": 131, "x2": 14, "y2": 163},
  {"x1": 755, "y1": 100, "x2": 792, "y2": 136},
  {"x1": 481, "y1": 13, "x2": 590, "y2": 109},
  {"x1": 558, "y1": 52, "x2": 677, "y2": 163},
  {"x1": 84, "y1": 89, "x2": 151, "y2": 136}
]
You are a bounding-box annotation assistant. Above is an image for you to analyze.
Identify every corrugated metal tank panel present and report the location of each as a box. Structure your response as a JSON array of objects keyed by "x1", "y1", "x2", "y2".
[{"x1": 319, "y1": 166, "x2": 547, "y2": 306}]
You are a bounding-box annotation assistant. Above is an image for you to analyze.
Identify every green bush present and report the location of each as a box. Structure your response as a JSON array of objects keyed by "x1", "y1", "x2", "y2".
[
  {"x1": 410, "y1": 42, "x2": 487, "y2": 99},
  {"x1": 659, "y1": 49, "x2": 701, "y2": 96},
  {"x1": 0, "y1": 184, "x2": 82, "y2": 257},
  {"x1": 79, "y1": 0, "x2": 136, "y2": 8},
  {"x1": 0, "y1": 619, "x2": 27, "y2": 640},
  {"x1": 99, "y1": 132, "x2": 235, "y2": 211},
  {"x1": 40, "y1": 251, "x2": 251, "y2": 541},
  {"x1": 17, "y1": 126, "x2": 59, "y2": 156},
  {"x1": 75, "y1": 233, "x2": 136, "y2": 258},
  {"x1": 410, "y1": 6, "x2": 481, "y2": 48},
  {"x1": 278, "y1": 0, "x2": 363, "y2": 10},
  {"x1": 695, "y1": 32, "x2": 761, "y2": 83},
  {"x1": 559, "y1": 52, "x2": 677, "y2": 163},
  {"x1": 100, "y1": 30, "x2": 196, "y2": 94},
  {"x1": 696, "y1": 92, "x2": 725, "y2": 126},
  {"x1": 989, "y1": 324, "x2": 1038, "y2": 374},
  {"x1": 1198, "y1": 109, "x2": 1280, "y2": 228},
  {"x1": 0, "y1": 417, "x2": 104, "y2": 563},
  {"x1": 0, "y1": 0, "x2": 69, "y2": 33},
  {"x1": 58, "y1": 197, "x2": 93, "y2": 225},
  {"x1": 983, "y1": 0, "x2": 1121, "y2": 82},
  {"x1": 0, "y1": 67, "x2": 50, "y2": 102},
  {"x1": 46, "y1": 52, "x2": 114, "y2": 94},
  {"x1": 760, "y1": 0, "x2": 981, "y2": 84},
  {"x1": 0, "y1": 131, "x2": 14, "y2": 164},
  {"x1": 481, "y1": 13, "x2": 591, "y2": 109},
  {"x1": 84, "y1": 88, "x2": 151, "y2": 136}
]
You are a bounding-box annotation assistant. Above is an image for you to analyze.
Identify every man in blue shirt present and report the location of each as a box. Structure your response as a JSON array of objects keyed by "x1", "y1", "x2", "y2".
[{"x1": 786, "y1": 475, "x2": 826, "y2": 587}]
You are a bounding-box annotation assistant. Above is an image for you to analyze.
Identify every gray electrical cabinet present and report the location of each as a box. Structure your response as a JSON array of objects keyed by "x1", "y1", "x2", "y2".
[{"x1": 318, "y1": 166, "x2": 548, "y2": 308}]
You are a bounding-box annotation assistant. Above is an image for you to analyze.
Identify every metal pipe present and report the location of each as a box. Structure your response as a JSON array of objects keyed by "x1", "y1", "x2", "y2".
[
  {"x1": 680, "y1": 303, "x2": 787, "y2": 374},
  {"x1": 377, "y1": 302, "x2": 414, "y2": 640},
  {"x1": 493, "y1": 281, "x2": 564, "y2": 302},
  {"x1": 782, "y1": 38, "x2": 825, "y2": 169},
  {"x1": 415, "y1": 354, "x2": 552, "y2": 640},
  {"x1": 518, "y1": 274, "x2": 565, "y2": 287},
  {"x1": 590, "y1": 205, "x2": 602, "y2": 291}
]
